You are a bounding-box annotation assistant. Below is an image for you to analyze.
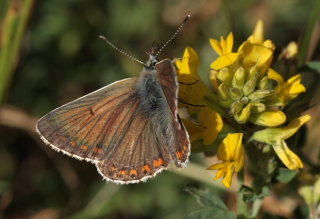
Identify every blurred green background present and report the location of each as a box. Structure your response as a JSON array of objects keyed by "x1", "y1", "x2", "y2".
[{"x1": 0, "y1": 0, "x2": 319, "y2": 218}]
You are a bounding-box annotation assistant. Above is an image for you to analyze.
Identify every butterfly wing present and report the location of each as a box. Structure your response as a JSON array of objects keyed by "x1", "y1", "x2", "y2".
[
  {"x1": 96, "y1": 114, "x2": 170, "y2": 183},
  {"x1": 37, "y1": 77, "x2": 171, "y2": 183},
  {"x1": 156, "y1": 59, "x2": 190, "y2": 167}
]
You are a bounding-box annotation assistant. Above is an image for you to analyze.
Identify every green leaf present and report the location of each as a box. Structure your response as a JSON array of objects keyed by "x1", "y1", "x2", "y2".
[
  {"x1": 239, "y1": 185, "x2": 269, "y2": 202},
  {"x1": 185, "y1": 187, "x2": 228, "y2": 211},
  {"x1": 184, "y1": 209, "x2": 237, "y2": 219},
  {"x1": 276, "y1": 167, "x2": 298, "y2": 183},
  {"x1": 258, "y1": 186, "x2": 270, "y2": 198},
  {"x1": 306, "y1": 61, "x2": 320, "y2": 73},
  {"x1": 184, "y1": 209, "x2": 223, "y2": 219}
]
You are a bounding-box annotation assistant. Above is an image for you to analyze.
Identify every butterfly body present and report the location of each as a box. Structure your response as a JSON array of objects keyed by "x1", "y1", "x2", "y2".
[{"x1": 37, "y1": 57, "x2": 190, "y2": 184}]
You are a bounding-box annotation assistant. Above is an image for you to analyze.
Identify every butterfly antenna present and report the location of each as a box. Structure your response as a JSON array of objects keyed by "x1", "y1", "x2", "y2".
[
  {"x1": 154, "y1": 14, "x2": 191, "y2": 59},
  {"x1": 99, "y1": 35, "x2": 145, "y2": 65}
]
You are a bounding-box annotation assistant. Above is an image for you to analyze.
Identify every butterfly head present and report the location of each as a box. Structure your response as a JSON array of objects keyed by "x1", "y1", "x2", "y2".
[
  {"x1": 144, "y1": 54, "x2": 158, "y2": 71},
  {"x1": 143, "y1": 41, "x2": 160, "y2": 70}
]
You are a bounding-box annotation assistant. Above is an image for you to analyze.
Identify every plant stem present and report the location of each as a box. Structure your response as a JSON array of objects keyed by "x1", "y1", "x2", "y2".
[{"x1": 0, "y1": 0, "x2": 34, "y2": 103}]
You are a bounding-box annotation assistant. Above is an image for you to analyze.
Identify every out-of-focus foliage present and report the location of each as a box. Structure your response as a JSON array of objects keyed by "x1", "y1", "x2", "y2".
[{"x1": 0, "y1": 0, "x2": 319, "y2": 218}]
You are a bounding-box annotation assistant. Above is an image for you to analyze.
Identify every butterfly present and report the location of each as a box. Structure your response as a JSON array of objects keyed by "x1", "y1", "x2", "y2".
[{"x1": 36, "y1": 16, "x2": 191, "y2": 184}]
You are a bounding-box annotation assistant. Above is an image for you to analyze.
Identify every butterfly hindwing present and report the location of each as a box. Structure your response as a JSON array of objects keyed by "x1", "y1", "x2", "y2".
[
  {"x1": 156, "y1": 59, "x2": 190, "y2": 166},
  {"x1": 96, "y1": 113, "x2": 171, "y2": 183}
]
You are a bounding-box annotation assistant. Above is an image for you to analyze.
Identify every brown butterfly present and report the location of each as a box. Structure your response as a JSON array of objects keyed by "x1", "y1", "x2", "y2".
[{"x1": 36, "y1": 16, "x2": 191, "y2": 184}]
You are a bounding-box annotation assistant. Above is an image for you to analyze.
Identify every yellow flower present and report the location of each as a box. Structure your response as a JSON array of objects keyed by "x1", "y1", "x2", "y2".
[
  {"x1": 251, "y1": 115, "x2": 311, "y2": 170},
  {"x1": 247, "y1": 20, "x2": 275, "y2": 50},
  {"x1": 278, "y1": 74, "x2": 306, "y2": 103},
  {"x1": 238, "y1": 20, "x2": 275, "y2": 72},
  {"x1": 208, "y1": 133, "x2": 244, "y2": 187},
  {"x1": 210, "y1": 32, "x2": 240, "y2": 70},
  {"x1": 268, "y1": 69, "x2": 306, "y2": 104},
  {"x1": 279, "y1": 41, "x2": 298, "y2": 60},
  {"x1": 176, "y1": 47, "x2": 208, "y2": 110},
  {"x1": 183, "y1": 107, "x2": 223, "y2": 145}
]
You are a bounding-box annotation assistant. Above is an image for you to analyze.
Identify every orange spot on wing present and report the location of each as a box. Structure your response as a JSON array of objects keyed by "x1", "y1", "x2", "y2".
[
  {"x1": 130, "y1": 169, "x2": 138, "y2": 177},
  {"x1": 153, "y1": 158, "x2": 165, "y2": 168},
  {"x1": 81, "y1": 145, "x2": 88, "y2": 151},
  {"x1": 176, "y1": 151, "x2": 183, "y2": 159},
  {"x1": 118, "y1": 170, "x2": 127, "y2": 176},
  {"x1": 142, "y1": 165, "x2": 151, "y2": 173},
  {"x1": 70, "y1": 141, "x2": 76, "y2": 147}
]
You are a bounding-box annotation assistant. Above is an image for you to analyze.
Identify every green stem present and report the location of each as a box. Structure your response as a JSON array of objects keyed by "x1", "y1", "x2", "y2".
[
  {"x1": 237, "y1": 170, "x2": 249, "y2": 217},
  {"x1": 0, "y1": 0, "x2": 34, "y2": 103},
  {"x1": 298, "y1": 0, "x2": 320, "y2": 66}
]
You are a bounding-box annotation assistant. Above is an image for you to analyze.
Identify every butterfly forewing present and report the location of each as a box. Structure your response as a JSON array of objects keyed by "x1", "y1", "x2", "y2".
[{"x1": 37, "y1": 78, "x2": 139, "y2": 162}]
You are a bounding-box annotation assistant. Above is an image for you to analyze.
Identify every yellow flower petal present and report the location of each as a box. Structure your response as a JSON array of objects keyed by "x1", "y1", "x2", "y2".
[
  {"x1": 222, "y1": 164, "x2": 234, "y2": 188},
  {"x1": 240, "y1": 42, "x2": 273, "y2": 69},
  {"x1": 176, "y1": 47, "x2": 200, "y2": 82},
  {"x1": 281, "y1": 114, "x2": 311, "y2": 139},
  {"x1": 273, "y1": 140, "x2": 303, "y2": 170},
  {"x1": 209, "y1": 134, "x2": 243, "y2": 188},
  {"x1": 250, "y1": 110, "x2": 286, "y2": 127},
  {"x1": 207, "y1": 161, "x2": 230, "y2": 170},
  {"x1": 226, "y1": 32, "x2": 234, "y2": 53},
  {"x1": 214, "y1": 168, "x2": 227, "y2": 180},
  {"x1": 217, "y1": 133, "x2": 243, "y2": 161},
  {"x1": 267, "y1": 68, "x2": 284, "y2": 85},
  {"x1": 248, "y1": 20, "x2": 264, "y2": 44},
  {"x1": 220, "y1": 36, "x2": 227, "y2": 53},
  {"x1": 278, "y1": 74, "x2": 306, "y2": 103},
  {"x1": 210, "y1": 38, "x2": 223, "y2": 56},
  {"x1": 263, "y1": 40, "x2": 275, "y2": 51},
  {"x1": 176, "y1": 47, "x2": 209, "y2": 110},
  {"x1": 199, "y1": 107, "x2": 223, "y2": 145},
  {"x1": 210, "y1": 53, "x2": 240, "y2": 70},
  {"x1": 286, "y1": 74, "x2": 306, "y2": 96}
]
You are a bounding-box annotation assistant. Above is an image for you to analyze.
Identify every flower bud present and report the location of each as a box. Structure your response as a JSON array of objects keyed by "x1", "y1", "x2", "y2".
[
  {"x1": 230, "y1": 100, "x2": 244, "y2": 115},
  {"x1": 232, "y1": 67, "x2": 246, "y2": 89},
  {"x1": 249, "y1": 65, "x2": 259, "y2": 79},
  {"x1": 259, "y1": 76, "x2": 269, "y2": 90},
  {"x1": 218, "y1": 83, "x2": 229, "y2": 100},
  {"x1": 250, "y1": 102, "x2": 266, "y2": 113},
  {"x1": 243, "y1": 74, "x2": 258, "y2": 96},
  {"x1": 218, "y1": 68, "x2": 231, "y2": 83},
  {"x1": 235, "y1": 103, "x2": 251, "y2": 124},
  {"x1": 248, "y1": 89, "x2": 273, "y2": 101},
  {"x1": 229, "y1": 88, "x2": 243, "y2": 100}
]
